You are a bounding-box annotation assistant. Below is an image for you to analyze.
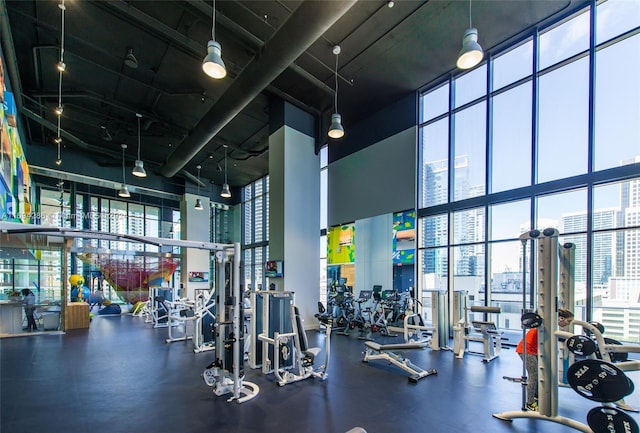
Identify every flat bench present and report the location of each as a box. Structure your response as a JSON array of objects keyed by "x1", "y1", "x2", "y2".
[{"x1": 363, "y1": 341, "x2": 436, "y2": 383}]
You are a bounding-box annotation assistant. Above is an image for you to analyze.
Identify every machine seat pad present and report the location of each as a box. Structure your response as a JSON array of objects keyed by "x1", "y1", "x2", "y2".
[{"x1": 305, "y1": 347, "x2": 321, "y2": 357}]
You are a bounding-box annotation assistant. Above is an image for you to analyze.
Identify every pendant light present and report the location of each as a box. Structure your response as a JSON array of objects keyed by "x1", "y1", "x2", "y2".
[
  {"x1": 194, "y1": 165, "x2": 204, "y2": 210},
  {"x1": 54, "y1": 0, "x2": 66, "y2": 165},
  {"x1": 456, "y1": 0, "x2": 484, "y2": 70},
  {"x1": 327, "y1": 45, "x2": 344, "y2": 139},
  {"x1": 118, "y1": 144, "x2": 131, "y2": 198},
  {"x1": 202, "y1": 0, "x2": 226, "y2": 79},
  {"x1": 132, "y1": 113, "x2": 147, "y2": 177},
  {"x1": 54, "y1": 137, "x2": 62, "y2": 166},
  {"x1": 220, "y1": 145, "x2": 231, "y2": 198},
  {"x1": 124, "y1": 48, "x2": 139, "y2": 69}
]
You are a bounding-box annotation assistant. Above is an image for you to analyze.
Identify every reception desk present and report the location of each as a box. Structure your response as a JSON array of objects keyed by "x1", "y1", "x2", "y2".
[
  {"x1": 65, "y1": 302, "x2": 90, "y2": 330},
  {"x1": 0, "y1": 300, "x2": 24, "y2": 334}
]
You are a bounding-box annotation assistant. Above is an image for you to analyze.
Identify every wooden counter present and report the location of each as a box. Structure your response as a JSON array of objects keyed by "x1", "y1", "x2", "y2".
[{"x1": 65, "y1": 302, "x2": 90, "y2": 330}]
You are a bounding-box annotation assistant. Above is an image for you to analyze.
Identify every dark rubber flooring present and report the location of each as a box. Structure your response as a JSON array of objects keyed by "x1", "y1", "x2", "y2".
[{"x1": 2, "y1": 314, "x2": 638, "y2": 433}]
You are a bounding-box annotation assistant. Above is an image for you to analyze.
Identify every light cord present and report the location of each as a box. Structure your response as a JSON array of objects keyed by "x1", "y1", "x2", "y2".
[
  {"x1": 224, "y1": 146, "x2": 228, "y2": 184},
  {"x1": 137, "y1": 115, "x2": 141, "y2": 160},
  {"x1": 334, "y1": 51, "x2": 339, "y2": 113},
  {"x1": 212, "y1": 0, "x2": 216, "y2": 40},
  {"x1": 121, "y1": 146, "x2": 126, "y2": 184}
]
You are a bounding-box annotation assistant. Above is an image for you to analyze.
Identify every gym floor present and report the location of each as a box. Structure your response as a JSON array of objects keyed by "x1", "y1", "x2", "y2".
[{"x1": 1, "y1": 314, "x2": 638, "y2": 433}]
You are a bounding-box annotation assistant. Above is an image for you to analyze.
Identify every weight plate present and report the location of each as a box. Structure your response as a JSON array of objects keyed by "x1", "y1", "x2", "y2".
[
  {"x1": 567, "y1": 359, "x2": 634, "y2": 403},
  {"x1": 587, "y1": 406, "x2": 639, "y2": 433},
  {"x1": 521, "y1": 312, "x2": 543, "y2": 328},
  {"x1": 566, "y1": 335, "x2": 598, "y2": 356},
  {"x1": 604, "y1": 338, "x2": 629, "y2": 363}
]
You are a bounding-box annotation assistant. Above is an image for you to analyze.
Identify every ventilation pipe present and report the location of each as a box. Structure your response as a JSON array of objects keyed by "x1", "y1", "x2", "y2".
[{"x1": 159, "y1": 0, "x2": 357, "y2": 178}]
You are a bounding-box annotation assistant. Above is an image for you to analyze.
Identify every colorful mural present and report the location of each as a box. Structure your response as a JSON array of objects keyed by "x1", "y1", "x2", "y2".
[
  {"x1": 392, "y1": 210, "x2": 416, "y2": 265},
  {"x1": 0, "y1": 53, "x2": 36, "y2": 223},
  {"x1": 77, "y1": 253, "x2": 179, "y2": 304},
  {"x1": 327, "y1": 223, "x2": 355, "y2": 264}
]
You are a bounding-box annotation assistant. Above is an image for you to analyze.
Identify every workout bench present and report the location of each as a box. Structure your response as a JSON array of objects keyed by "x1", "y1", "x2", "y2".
[{"x1": 362, "y1": 341, "x2": 437, "y2": 383}]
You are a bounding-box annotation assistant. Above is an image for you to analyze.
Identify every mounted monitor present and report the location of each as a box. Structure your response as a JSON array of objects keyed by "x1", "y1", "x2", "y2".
[{"x1": 265, "y1": 260, "x2": 284, "y2": 278}]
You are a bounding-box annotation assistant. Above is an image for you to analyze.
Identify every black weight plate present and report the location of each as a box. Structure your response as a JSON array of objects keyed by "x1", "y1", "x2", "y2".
[
  {"x1": 521, "y1": 312, "x2": 542, "y2": 328},
  {"x1": 566, "y1": 335, "x2": 598, "y2": 356},
  {"x1": 587, "y1": 406, "x2": 639, "y2": 433},
  {"x1": 604, "y1": 338, "x2": 629, "y2": 362},
  {"x1": 567, "y1": 359, "x2": 633, "y2": 403}
]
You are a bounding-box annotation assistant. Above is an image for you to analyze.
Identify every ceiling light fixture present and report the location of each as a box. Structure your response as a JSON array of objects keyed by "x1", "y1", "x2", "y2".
[
  {"x1": 119, "y1": 144, "x2": 130, "y2": 198},
  {"x1": 124, "y1": 48, "x2": 139, "y2": 69},
  {"x1": 132, "y1": 113, "x2": 147, "y2": 178},
  {"x1": 100, "y1": 125, "x2": 112, "y2": 141},
  {"x1": 55, "y1": 139, "x2": 62, "y2": 166},
  {"x1": 54, "y1": 0, "x2": 66, "y2": 166},
  {"x1": 194, "y1": 165, "x2": 204, "y2": 210},
  {"x1": 220, "y1": 145, "x2": 231, "y2": 198},
  {"x1": 328, "y1": 45, "x2": 344, "y2": 139},
  {"x1": 456, "y1": 0, "x2": 484, "y2": 70},
  {"x1": 202, "y1": 0, "x2": 226, "y2": 79}
]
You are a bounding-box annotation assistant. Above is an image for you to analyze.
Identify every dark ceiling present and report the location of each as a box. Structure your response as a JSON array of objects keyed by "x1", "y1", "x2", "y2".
[{"x1": 2, "y1": 0, "x2": 581, "y2": 193}]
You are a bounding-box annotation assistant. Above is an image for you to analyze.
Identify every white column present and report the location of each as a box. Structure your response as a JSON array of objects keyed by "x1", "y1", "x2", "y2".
[
  {"x1": 268, "y1": 106, "x2": 320, "y2": 329},
  {"x1": 181, "y1": 193, "x2": 211, "y2": 300}
]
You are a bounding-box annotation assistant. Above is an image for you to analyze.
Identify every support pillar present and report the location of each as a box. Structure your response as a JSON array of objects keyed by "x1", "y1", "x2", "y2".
[
  {"x1": 268, "y1": 99, "x2": 320, "y2": 328},
  {"x1": 181, "y1": 193, "x2": 210, "y2": 300}
]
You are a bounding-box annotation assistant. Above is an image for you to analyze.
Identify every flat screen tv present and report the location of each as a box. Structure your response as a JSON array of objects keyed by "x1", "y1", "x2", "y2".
[{"x1": 265, "y1": 260, "x2": 284, "y2": 278}]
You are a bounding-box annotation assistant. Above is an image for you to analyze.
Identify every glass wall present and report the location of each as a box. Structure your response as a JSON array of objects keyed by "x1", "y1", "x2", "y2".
[
  {"x1": 241, "y1": 177, "x2": 269, "y2": 292},
  {"x1": 417, "y1": 0, "x2": 640, "y2": 342}
]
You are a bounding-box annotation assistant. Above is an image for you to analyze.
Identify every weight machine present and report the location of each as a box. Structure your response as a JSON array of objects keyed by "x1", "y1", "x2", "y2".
[
  {"x1": 390, "y1": 291, "x2": 440, "y2": 351},
  {"x1": 256, "y1": 291, "x2": 332, "y2": 386},
  {"x1": 453, "y1": 301, "x2": 503, "y2": 363},
  {"x1": 193, "y1": 288, "x2": 216, "y2": 353},
  {"x1": 164, "y1": 298, "x2": 196, "y2": 344},
  {"x1": 493, "y1": 228, "x2": 634, "y2": 433},
  {"x1": 202, "y1": 243, "x2": 259, "y2": 403}
]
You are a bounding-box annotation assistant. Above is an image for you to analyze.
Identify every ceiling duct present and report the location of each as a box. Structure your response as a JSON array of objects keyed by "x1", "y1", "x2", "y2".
[{"x1": 159, "y1": 0, "x2": 357, "y2": 178}]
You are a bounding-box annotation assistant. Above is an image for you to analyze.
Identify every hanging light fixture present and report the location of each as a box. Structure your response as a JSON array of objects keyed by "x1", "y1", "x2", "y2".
[
  {"x1": 100, "y1": 125, "x2": 112, "y2": 141},
  {"x1": 456, "y1": 0, "x2": 484, "y2": 70},
  {"x1": 327, "y1": 45, "x2": 344, "y2": 139},
  {"x1": 202, "y1": 0, "x2": 226, "y2": 79},
  {"x1": 54, "y1": 0, "x2": 66, "y2": 165},
  {"x1": 124, "y1": 48, "x2": 139, "y2": 69},
  {"x1": 132, "y1": 113, "x2": 147, "y2": 177},
  {"x1": 54, "y1": 137, "x2": 62, "y2": 166},
  {"x1": 220, "y1": 145, "x2": 231, "y2": 198},
  {"x1": 194, "y1": 165, "x2": 204, "y2": 210},
  {"x1": 118, "y1": 144, "x2": 131, "y2": 198}
]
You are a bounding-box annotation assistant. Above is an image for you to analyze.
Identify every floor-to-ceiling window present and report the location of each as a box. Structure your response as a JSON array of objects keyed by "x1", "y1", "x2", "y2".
[
  {"x1": 33, "y1": 187, "x2": 179, "y2": 303},
  {"x1": 417, "y1": 0, "x2": 640, "y2": 342},
  {"x1": 241, "y1": 177, "x2": 269, "y2": 291}
]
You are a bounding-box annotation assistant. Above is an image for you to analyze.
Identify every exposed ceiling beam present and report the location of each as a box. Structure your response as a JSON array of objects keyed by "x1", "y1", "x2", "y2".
[{"x1": 160, "y1": 0, "x2": 357, "y2": 178}]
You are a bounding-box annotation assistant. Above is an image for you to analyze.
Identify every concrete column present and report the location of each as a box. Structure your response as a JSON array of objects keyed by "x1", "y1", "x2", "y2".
[
  {"x1": 268, "y1": 100, "x2": 320, "y2": 329},
  {"x1": 181, "y1": 193, "x2": 210, "y2": 300}
]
